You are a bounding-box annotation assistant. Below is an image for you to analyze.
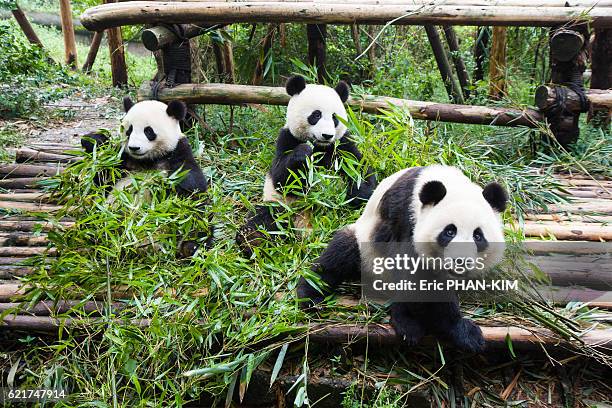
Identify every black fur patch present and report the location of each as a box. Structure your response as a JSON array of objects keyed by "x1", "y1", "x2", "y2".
[
  {"x1": 377, "y1": 167, "x2": 422, "y2": 241},
  {"x1": 286, "y1": 75, "x2": 306, "y2": 96},
  {"x1": 334, "y1": 81, "x2": 350, "y2": 103},
  {"x1": 123, "y1": 96, "x2": 134, "y2": 113},
  {"x1": 166, "y1": 100, "x2": 187, "y2": 121},
  {"x1": 332, "y1": 114, "x2": 339, "y2": 127},
  {"x1": 482, "y1": 182, "x2": 508, "y2": 213},
  {"x1": 473, "y1": 227, "x2": 489, "y2": 252},
  {"x1": 126, "y1": 125, "x2": 133, "y2": 136},
  {"x1": 419, "y1": 180, "x2": 446, "y2": 206},
  {"x1": 436, "y1": 224, "x2": 456, "y2": 247},
  {"x1": 307, "y1": 110, "x2": 322, "y2": 125},
  {"x1": 144, "y1": 126, "x2": 157, "y2": 141}
]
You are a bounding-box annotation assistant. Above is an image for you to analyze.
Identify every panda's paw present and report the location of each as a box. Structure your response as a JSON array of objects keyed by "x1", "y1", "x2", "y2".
[
  {"x1": 296, "y1": 278, "x2": 326, "y2": 311},
  {"x1": 293, "y1": 144, "x2": 313, "y2": 162},
  {"x1": 390, "y1": 310, "x2": 425, "y2": 346},
  {"x1": 81, "y1": 132, "x2": 109, "y2": 153},
  {"x1": 450, "y1": 318, "x2": 486, "y2": 353}
]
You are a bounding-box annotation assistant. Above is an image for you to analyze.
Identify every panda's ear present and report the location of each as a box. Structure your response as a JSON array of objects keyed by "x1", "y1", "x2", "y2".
[
  {"x1": 482, "y1": 182, "x2": 508, "y2": 213},
  {"x1": 335, "y1": 81, "x2": 350, "y2": 103},
  {"x1": 166, "y1": 100, "x2": 187, "y2": 121},
  {"x1": 419, "y1": 181, "x2": 446, "y2": 206},
  {"x1": 286, "y1": 75, "x2": 306, "y2": 96},
  {"x1": 123, "y1": 96, "x2": 134, "y2": 113}
]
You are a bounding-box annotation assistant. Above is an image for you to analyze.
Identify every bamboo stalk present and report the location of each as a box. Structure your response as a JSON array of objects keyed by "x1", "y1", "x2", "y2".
[
  {"x1": 137, "y1": 83, "x2": 544, "y2": 127},
  {"x1": 59, "y1": 0, "x2": 78, "y2": 69},
  {"x1": 80, "y1": 3, "x2": 612, "y2": 32},
  {"x1": 0, "y1": 163, "x2": 65, "y2": 178},
  {"x1": 251, "y1": 24, "x2": 277, "y2": 85},
  {"x1": 82, "y1": 31, "x2": 104, "y2": 73}
]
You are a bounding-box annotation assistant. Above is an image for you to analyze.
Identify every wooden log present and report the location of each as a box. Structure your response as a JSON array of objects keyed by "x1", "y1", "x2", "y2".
[
  {"x1": 104, "y1": 0, "x2": 128, "y2": 87},
  {"x1": 0, "y1": 300, "x2": 125, "y2": 316},
  {"x1": 0, "y1": 193, "x2": 51, "y2": 203},
  {"x1": 15, "y1": 148, "x2": 80, "y2": 164},
  {"x1": 0, "y1": 266, "x2": 33, "y2": 279},
  {"x1": 442, "y1": 25, "x2": 470, "y2": 99},
  {"x1": 113, "y1": 0, "x2": 612, "y2": 5},
  {"x1": 141, "y1": 23, "x2": 218, "y2": 51},
  {"x1": 550, "y1": 28, "x2": 585, "y2": 62},
  {"x1": 424, "y1": 24, "x2": 464, "y2": 103},
  {"x1": 59, "y1": 0, "x2": 78, "y2": 69},
  {"x1": 82, "y1": 31, "x2": 104, "y2": 73},
  {"x1": 80, "y1": 3, "x2": 612, "y2": 32},
  {"x1": 531, "y1": 256, "x2": 612, "y2": 291},
  {"x1": 0, "y1": 247, "x2": 55, "y2": 257},
  {"x1": 0, "y1": 177, "x2": 46, "y2": 190},
  {"x1": 545, "y1": 199, "x2": 612, "y2": 214},
  {"x1": 307, "y1": 24, "x2": 327, "y2": 83},
  {"x1": 535, "y1": 86, "x2": 612, "y2": 112},
  {"x1": 138, "y1": 83, "x2": 544, "y2": 126},
  {"x1": 11, "y1": 5, "x2": 44, "y2": 48},
  {"x1": 524, "y1": 213, "x2": 612, "y2": 223},
  {"x1": 0, "y1": 220, "x2": 73, "y2": 232},
  {"x1": 0, "y1": 164, "x2": 64, "y2": 178},
  {"x1": 0, "y1": 201, "x2": 61, "y2": 213},
  {"x1": 0, "y1": 282, "x2": 25, "y2": 302},
  {"x1": 488, "y1": 26, "x2": 507, "y2": 99},
  {"x1": 0, "y1": 233, "x2": 48, "y2": 247},
  {"x1": 524, "y1": 240, "x2": 611, "y2": 255},
  {"x1": 521, "y1": 222, "x2": 612, "y2": 241},
  {"x1": 558, "y1": 178, "x2": 612, "y2": 188}
]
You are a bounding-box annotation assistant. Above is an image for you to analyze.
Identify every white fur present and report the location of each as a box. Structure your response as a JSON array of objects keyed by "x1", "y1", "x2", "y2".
[
  {"x1": 285, "y1": 84, "x2": 347, "y2": 146},
  {"x1": 351, "y1": 165, "x2": 505, "y2": 271},
  {"x1": 121, "y1": 100, "x2": 181, "y2": 160}
]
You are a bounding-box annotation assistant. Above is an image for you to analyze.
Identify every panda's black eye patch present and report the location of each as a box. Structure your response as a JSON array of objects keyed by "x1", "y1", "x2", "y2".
[
  {"x1": 307, "y1": 110, "x2": 322, "y2": 125},
  {"x1": 144, "y1": 126, "x2": 157, "y2": 141},
  {"x1": 473, "y1": 228, "x2": 488, "y2": 252},
  {"x1": 332, "y1": 114, "x2": 339, "y2": 127},
  {"x1": 436, "y1": 224, "x2": 456, "y2": 247},
  {"x1": 126, "y1": 125, "x2": 133, "y2": 136}
]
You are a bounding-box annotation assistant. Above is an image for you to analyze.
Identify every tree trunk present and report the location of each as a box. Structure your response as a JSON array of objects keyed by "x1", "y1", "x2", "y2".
[
  {"x1": 488, "y1": 26, "x2": 507, "y2": 99},
  {"x1": 442, "y1": 25, "x2": 470, "y2": 99},
  {"x1": 307, "y1": 24, "x2": 327, "y2": 83},
  {"x1": 252, "y1": 24, "x2": 277, "y2": 85},
  {"x1": 424, "y1": 25, "x2": 464, "y2": 104}
]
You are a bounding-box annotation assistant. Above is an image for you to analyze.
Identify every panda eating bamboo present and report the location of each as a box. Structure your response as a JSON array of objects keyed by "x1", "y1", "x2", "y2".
[{"x1": 237, "y1": 75, "x2": 377, "y2": 256}]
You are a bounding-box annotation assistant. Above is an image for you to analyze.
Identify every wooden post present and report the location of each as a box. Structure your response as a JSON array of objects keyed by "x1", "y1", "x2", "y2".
[
  {"x1": 424, "y1": 25, "x2": 464, "y2": 104},
  {"x1": 104, "y1": 0, "x2": 128, "y2": 87},
  {"x1": 473, "y1": 26, "x2": 490, "y2": 84},
  {"x1": 59, "y1": 0, "x2": 78, "y2": 69},
  {"x1": 488, "y1": 26, "x2": 507, "y2": 100},
  {"x1": 252, "y1": 24, "x2": 277, "y2": 85},
  {"x1": 442, "y1": 25, "x2": 471, "y2": 99},
  {"x1": 590, "y1": 29, "x2": 612, "y2": 126},
  {"x1": 81, "y1": 31, "x2": 104, "y2": 73},
  {"x1": 306, "y1": 24, "x2": 327, "y2": 83},
  {"x1": 11, "y1": 5, "x2": 44, "y2": 48}
]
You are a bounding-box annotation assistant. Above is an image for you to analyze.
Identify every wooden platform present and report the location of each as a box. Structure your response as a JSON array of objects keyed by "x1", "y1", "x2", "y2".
[{"x1": 0, "y1": 143, "x2": 611, "y2": 353}]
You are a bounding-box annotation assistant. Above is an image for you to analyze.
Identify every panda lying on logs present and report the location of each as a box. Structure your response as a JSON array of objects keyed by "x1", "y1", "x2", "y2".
[
  {"x1": 297, "y1": 165, "x2": 508, "y2": 352},
  {"x1": 237, "y1": 75, "x2": 377, "y2": 255},
  {"x1": 81, "y1": 97, "x2": 211, "y2": 255}
]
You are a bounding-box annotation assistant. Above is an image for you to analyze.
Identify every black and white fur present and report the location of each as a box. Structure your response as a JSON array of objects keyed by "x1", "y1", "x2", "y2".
[
  {"x1": 237, "y1": 76, "x2": 377, "y2": 255},
  {"x1": 297, "y1": 165, "x2": 507, "y2": 352},
  {"x1": 81, "y1": 97, "x2": 208, "y2": 196}
]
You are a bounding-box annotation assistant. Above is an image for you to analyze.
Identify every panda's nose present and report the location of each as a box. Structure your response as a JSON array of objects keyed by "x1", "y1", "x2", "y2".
[
  {"x1": 129, "y1": 146, "x2": 140, "y2": 152},
  {"x1": 322, "y1": 133, "x2": 333, "y2": 140}
]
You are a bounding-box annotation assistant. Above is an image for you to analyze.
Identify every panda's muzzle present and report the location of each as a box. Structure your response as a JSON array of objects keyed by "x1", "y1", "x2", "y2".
[
  {"x1": 322, "y1": 133, "x2": 334, "y2": 140},
  {"x1": 129, "y1": 146, "x2": 141, "y2": 152}
]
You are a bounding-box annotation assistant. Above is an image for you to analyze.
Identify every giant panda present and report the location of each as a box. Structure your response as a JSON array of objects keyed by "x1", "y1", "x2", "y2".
[
  {"x1": 81, "y1": 97, "x2": 211, "y2": 255},
  {"x1": 236, "y1": 75, "x2": 377, "y2": 255},
  {"x1": 81, "y1": 97, "x2": 208, "y2": 196},
  {"x1": 297, "y1": 165, "x2": 508, "y2": 352}
]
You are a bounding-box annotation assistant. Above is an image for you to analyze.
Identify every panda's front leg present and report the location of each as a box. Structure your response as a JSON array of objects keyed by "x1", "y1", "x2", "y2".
[
  {"x1": 346, "y1": 170, "x2": 377, "y2": 208},
  {"x1": 390, "y1": 303, "x2": 426, "y2": 345},
  {"x1": 297, "y1": 227, "x2": 361, "y2": 308}
]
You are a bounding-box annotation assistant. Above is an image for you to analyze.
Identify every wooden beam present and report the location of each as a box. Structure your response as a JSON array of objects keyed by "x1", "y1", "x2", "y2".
[
  {"x1": 442, "y1": 25, "x2": 471, "y2": 99},
  {"x1": 113, "y1": 0, "x2": 612, "y2": 6},
  {"x1": 488, "y1": 26, "x2": 507, "y2": 100},
  {"x1": 104, "y1": 0, "x2": 128, "y2": 87},
  {"x1": 11, "y1": 5, "x2": 44, "y2": 48},
  {"x1": 59, "y1": 0, "x2": 78, "y2": 69},
  {"x1": 80, "y1": 2, "x2": 612, "y2": 32},
  {"x1": 82, "y1": 31, "x2": 104, "y2": 73},
  {"x1": 535, "y1": 86, "x2": 612, "y2": 112},
  {"x1": 138, "y1": 82, "x2": 544, "y2": 126},
  {"x1": 425, "y1": 24, "x2": 464, "y2": 103}
]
